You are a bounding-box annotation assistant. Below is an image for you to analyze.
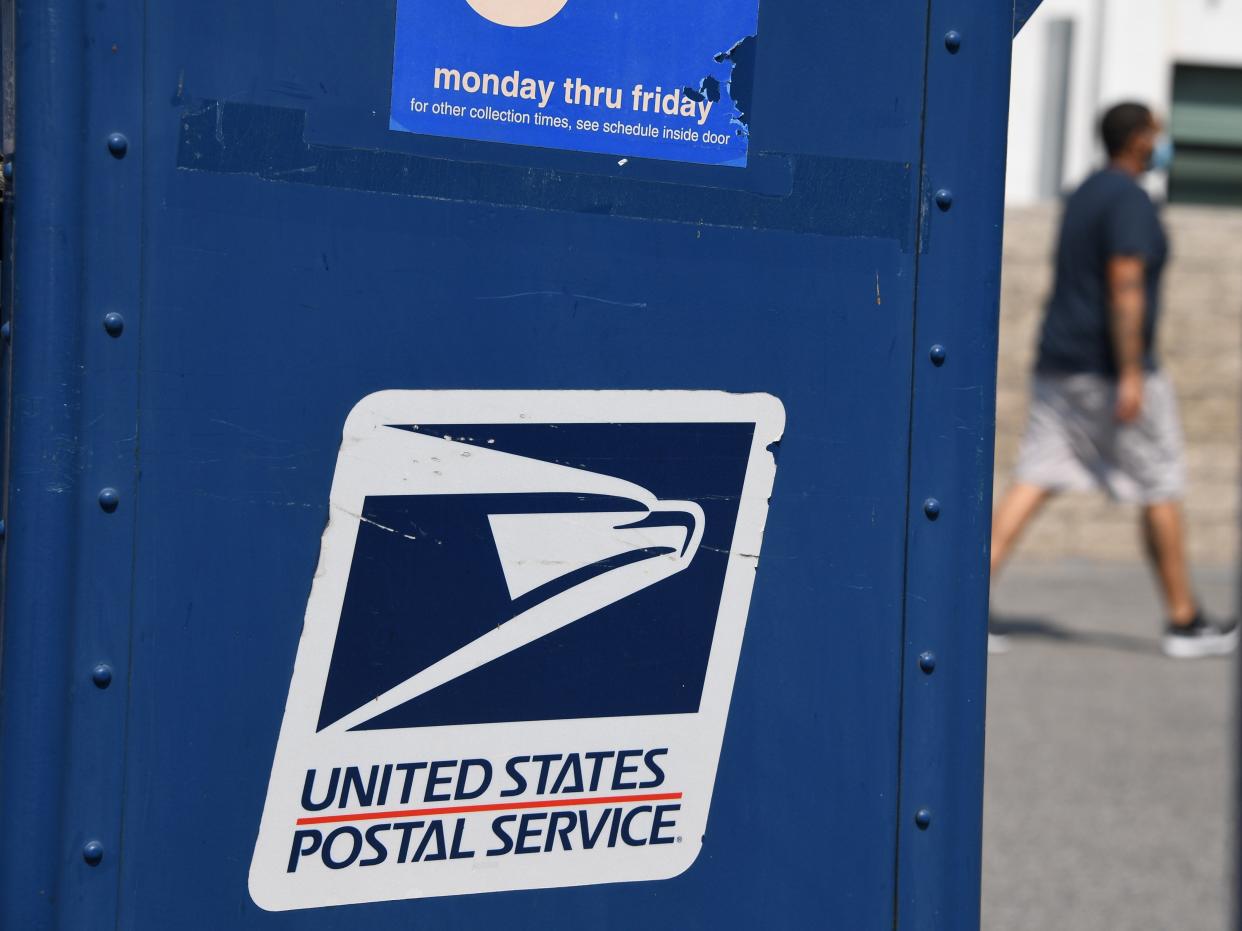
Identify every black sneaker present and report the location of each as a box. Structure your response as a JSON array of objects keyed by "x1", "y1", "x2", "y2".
[{"x1": 1161, "y1": 613, "x2": 1239, "y2": 659}]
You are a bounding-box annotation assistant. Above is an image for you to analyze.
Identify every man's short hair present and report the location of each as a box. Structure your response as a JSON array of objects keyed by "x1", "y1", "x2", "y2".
[{"x1": 1101, "y1": 102, "x2": 1153, "y2": 157}]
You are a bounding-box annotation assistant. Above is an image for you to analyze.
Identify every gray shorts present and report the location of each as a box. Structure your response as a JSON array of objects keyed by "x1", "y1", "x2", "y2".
[{"x1": 1014, "y1": 371, "x2": 1186, "y2": 504}]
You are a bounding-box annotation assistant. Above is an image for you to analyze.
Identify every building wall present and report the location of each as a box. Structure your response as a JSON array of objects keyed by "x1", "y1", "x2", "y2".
[
  {"x1": 1007, "y1": 0, "x2": 1102, "y2": 205},
  {"x1": 994, "y1": 204, "x2": 1242, "y2": 566},
  {"x1": 1173, "y1": 0, "x2": 1242, "y2": 65},
  {"x1": 1006, "y1": 0, "x2": 1242, "y2": 206}
]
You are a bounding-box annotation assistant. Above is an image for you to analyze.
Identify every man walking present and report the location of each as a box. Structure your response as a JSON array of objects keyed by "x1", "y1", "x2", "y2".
[{"x1": 990, "y1": 102, "x2": 1236, "y2": 658}]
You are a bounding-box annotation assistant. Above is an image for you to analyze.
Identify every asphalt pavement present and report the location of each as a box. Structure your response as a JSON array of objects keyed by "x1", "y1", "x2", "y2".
[{"x1": 983, "y1": 561, "x2": 1237, "y2": 931}]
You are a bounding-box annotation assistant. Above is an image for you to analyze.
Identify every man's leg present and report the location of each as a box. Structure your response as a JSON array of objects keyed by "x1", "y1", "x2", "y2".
[
  {"x1": 1141, "y1": 500, "x2": 1197, "y2": 626},
  {"x1": 990, "y1": 482, "x2": 1053, "y2": 577}
]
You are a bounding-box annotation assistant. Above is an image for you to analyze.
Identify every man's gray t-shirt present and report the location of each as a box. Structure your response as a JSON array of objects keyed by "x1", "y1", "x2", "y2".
[{"x1": 1036, "y1": 169, "x2": 1168, "y2": 376}]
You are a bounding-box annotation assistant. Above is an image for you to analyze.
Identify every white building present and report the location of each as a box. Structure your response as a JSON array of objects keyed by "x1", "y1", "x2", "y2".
[{"x1": 1006, "y1": 0, "x2": 1242, "y2": 206}]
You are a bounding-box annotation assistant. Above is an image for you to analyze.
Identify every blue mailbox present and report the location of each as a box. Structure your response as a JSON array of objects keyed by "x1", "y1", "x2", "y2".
[{"x1": 0, "y1": 0, "x2": 1040, "y2": 927}]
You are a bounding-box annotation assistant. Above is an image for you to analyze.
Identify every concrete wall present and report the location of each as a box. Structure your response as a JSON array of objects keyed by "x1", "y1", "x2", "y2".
[{"x1": 994, "y1": 204, "x2": 1242, "y2": 566}]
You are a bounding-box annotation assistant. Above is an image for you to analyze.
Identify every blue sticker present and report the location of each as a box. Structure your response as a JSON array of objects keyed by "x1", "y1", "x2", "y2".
[{"x1": 389, "y1": 0, "x2": 761, "y2": 167}]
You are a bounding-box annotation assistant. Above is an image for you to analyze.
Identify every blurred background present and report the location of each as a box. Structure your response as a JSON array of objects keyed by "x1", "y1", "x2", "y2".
[{"x1": 983, "y1": 2, "x2": 1242, "y2": 929}]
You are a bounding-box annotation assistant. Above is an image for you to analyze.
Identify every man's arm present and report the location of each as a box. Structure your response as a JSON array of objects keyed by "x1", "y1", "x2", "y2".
[{"x1": 1107, "y1": 254, "x2": 1146, "y2": 423}]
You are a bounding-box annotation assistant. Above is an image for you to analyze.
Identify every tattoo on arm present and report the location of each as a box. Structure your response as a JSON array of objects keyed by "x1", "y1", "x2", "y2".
[{"x1": 1107, "y1": 256, "x2": 1146, "y2": 374}]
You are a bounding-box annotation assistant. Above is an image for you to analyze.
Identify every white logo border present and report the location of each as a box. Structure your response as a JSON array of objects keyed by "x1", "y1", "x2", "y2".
[{"x1": 249, "y1": 390, "x2": 785, "y2": 911}]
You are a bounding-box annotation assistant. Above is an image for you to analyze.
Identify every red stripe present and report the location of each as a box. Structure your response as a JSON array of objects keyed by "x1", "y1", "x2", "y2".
[{"x1": 295, "y1": 791, "x2": 684, "y2": 826}]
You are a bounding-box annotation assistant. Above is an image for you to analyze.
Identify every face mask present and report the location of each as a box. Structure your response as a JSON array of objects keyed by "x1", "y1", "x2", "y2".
[{"x1": 1148, "y1": 134, "x2": 1174, "y2": 172}]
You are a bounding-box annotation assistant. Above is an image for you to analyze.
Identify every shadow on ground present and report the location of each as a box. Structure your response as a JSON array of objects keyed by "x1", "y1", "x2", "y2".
[{"x1": 990, "y1": 613, "x2": 1156, "y2": 655}]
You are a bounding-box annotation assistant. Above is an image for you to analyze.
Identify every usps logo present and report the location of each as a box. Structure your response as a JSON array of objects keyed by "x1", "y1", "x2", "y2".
[{"x1": 250, "y1": 390, "x2": 784, "y2": 911}]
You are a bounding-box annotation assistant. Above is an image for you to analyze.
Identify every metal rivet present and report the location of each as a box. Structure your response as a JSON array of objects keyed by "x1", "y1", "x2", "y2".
[
  {"x1": 929, "y1": 344, "x2": 946, "y2": 366},
  {"x1": 923, "y1": 498, "x2": 941, "y2": 521},
  {"x1": 2, "y1": 161, "x2": 11, "y2": 180},
  {"x1": 935, "y1": 189, "x2": 953, "y2": 211},
  {"x1": 919, "y1": 652, "x2": 936, "y2": 674},
  {"x1": 944, "y1": 30, "x2": 962, "y2": 53},
  {"x1": 1, "y1": 321, "x2": 10, "y2": 343},
  {"x1": 92, "y1": 664, "x2": 113, "y2": 689},
  {"x1": 82, "y1": 840, "x2": 104, "y2": 865},
  {"x1": 106, "y1": 132, "x2": 129, "y2": 158},
  {"x1": 98, "y1": 488, "x2": 120, "y2": 513},
  {"x1": 915, "y1": 808, "x2": 932, "y2": 830},
  {"x1": 102, "y1": 312, "x2": 125, "y2": 337}
]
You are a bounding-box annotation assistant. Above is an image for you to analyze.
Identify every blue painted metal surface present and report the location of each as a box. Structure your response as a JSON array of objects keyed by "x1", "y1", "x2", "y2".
[
  {"x1": 898, "y1": 4, "x2": 1014, "y2": 927},
  {"x1": 0, "y1": 0, "x2": 1015, "y2": 926},
  {"x1": 1014, "y1": 0, "x2": 1046, "y2": 35}
]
